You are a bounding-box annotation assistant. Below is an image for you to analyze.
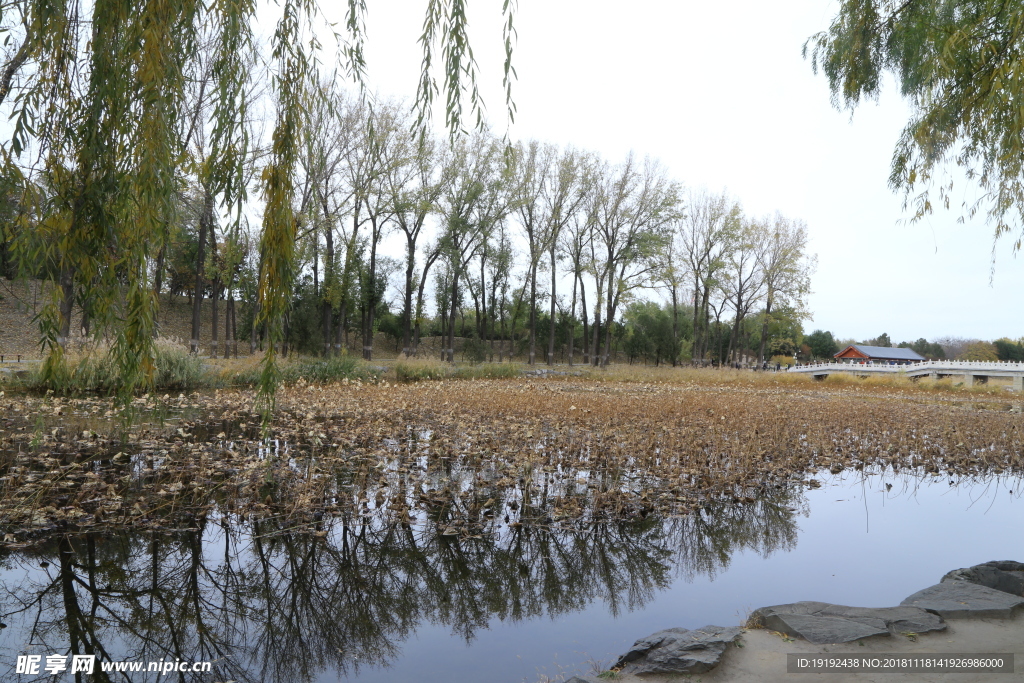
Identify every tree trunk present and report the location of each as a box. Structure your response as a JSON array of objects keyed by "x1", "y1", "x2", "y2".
[
  {"x1": 729, "y1": 304, "x2": 744, "y2": 364},
  {"x1": 226, "y1": 292, "x2": 236, "y2": 358},
  {"x1": 339, "y1": 206, "x2": 361, "y2": 356},
  {"x1": 58, "y1": 267, "x2": 74, "y2": 348},
  {"x1": 479, "y1": 251, "x2": 487, "y2": 347},
  {"x1": 692, "y1": 284, "x2": 703, "y2": 364},
  {"x1": 603, "y1": 287, "x2": 616, "y2": 368},
  {"x1": 713, "y1": 308, "x2": 724, "y2": 364},
  {"x1": 438, "y1": 301, "x2": 447, "y2": 360},
  {"x1": 282, "y1": 312, "x2": 290, "y2": 358},
  {"x1": 446, "y1": 270, "x2": 459, "y2": 363},
  {"x1": 249, "y1": 300, "x2": 259, "y2": 355},
  {"x1": 567, "y1": 270, "x2": 578, "y2": 366},
  {"x1": 758, "y1": 292, "x2": 774, "y2": 363},
  {"x1": 548, "y1": 244, "x2": 557, "y2": 365},
  {"x1": 0, "y1": 32, "x2": 29, "y2": 107},
  {"x1": 591, "y1": 269, "x2": 606, "y2": 366},
  {"x1": 322, "y1": 291, "x2": 333, "y2": 357},
  {"x1": 363, "y1": 218, "x2": 380, "y2": 361},
  {"x1": 333, "y1": 315, "x2": 342, "y2": 358},
  {"x1": 152, "y1": 244, "x2": 165, "y2": 337},
  {"x1": 0, "y1": 226, "x2": 11, "y2": 280},
  {"x1": 498, "y1": 297, "x2": 507, "y2": 362},
  {"x1": 670, "y1": 285, "x2": 679, "y2": 366},
  {"x1": 699, "y1": 284, "x2": 712, "y2": 362},
  {"x1": 580, "y1": 274, "x2": 590, "y2": 365},
  {"x1": 340, "y1": 299, "x2": 349, "y2": 353},
  {"x1": 402, "y1": 237, "x2": 415, "y2": 356},
  {"x1": 210, "y1": 277, "x2": 219, "y2": 358},
  {"x1": 528, "y1": 264, "x2": 537, "y2": 365},
  {"x1": 190, "y1": 188, "x2": 212, "y2": 355},
  {"x1": 322, "y1": 203, "x2": 335, "y2": 356},
  {"x1": 413, "y1": 250, "x2": 439, "y2": 357},
  {"x1": 312, "y1": 227, "x2": 318, "y2": 296},
  {"x1": 80, "y1": 303, "x2": 89, "y2": 338},
  {"x1": 487, "y1": 268, "x2": 500, "y2": 362}
]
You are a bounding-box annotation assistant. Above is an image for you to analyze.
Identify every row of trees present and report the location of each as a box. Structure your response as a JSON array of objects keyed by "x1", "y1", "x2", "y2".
[
  {"x1": 938, "y1": 337, "x2": 1024, "y2": 363},
  {"x1": 4, "y1": 93, "x2": 815, "y2": 368},
  {"x1": 245, "y1": 98, "x2": 816, "y2": 367},
  {"x1": 800, "y1": 331, "x2": 1024, "y2": 363},
  {"x1": 265, "y1": 104, "x2": 818, "y2": 366}
]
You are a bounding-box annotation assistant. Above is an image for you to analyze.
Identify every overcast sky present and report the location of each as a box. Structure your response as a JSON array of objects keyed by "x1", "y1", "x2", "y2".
[{"x1": 340, "y1": 0, "x2": 1024, "y2": 343}]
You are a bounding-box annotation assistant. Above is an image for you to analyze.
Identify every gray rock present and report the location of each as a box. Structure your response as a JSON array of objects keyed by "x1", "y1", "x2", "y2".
[
  {"x1": 564, "y1": 677, "x2": 602, "y2": 683},
  {"x1": 982, "y1": 560, "x2": 1024, "y2": 572},
  {"x1": 613, "y1": 625, "x2": 743, "y2": 675},
  {"x1": 764, "y1": 613, "x2": 888, "y2": 643},
  {"x1": 902, "y1": 581, "x2": 1024, "y2": 618},
  {"x1": 942, "y1": 561, "x2": 1024, "y2": 596},
  {"x1": 749, "y1": 601, "x2": 945, "y2": 644}
]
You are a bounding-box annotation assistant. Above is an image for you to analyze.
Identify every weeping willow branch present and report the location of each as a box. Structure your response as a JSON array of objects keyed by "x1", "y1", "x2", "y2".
[
  {"x1": 2, "y1": 0, "x2": 514, "y2": 421},
  {"x1": 254, "y1": 0, "x2": 312, "y2": 424}
]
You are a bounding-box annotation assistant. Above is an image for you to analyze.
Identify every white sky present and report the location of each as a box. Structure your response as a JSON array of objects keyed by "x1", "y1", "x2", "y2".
[{"x1": 341, "y1": 0, "x2": 1024, "y2": 343}]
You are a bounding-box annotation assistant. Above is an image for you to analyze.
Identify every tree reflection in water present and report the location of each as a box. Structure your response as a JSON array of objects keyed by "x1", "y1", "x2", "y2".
[{"x1": 0, "y1": 488, "x2": 799, "y2": 683}]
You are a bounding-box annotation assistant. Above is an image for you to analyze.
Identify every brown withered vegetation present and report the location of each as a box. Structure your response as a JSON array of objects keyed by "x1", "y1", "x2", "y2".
[{"x1": 1, "y1": 377, "x2": 1022, "y2": 548}]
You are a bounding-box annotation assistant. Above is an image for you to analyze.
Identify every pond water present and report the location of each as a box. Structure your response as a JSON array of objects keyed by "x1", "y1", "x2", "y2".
[{"x1": 0, "y1": 469, "x2": 1020, "y2": 683}]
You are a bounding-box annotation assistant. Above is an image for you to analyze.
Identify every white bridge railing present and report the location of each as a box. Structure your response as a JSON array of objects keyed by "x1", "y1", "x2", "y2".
[{"x1": 790, "y1": 359, "x2": 1024, "y2": 374}]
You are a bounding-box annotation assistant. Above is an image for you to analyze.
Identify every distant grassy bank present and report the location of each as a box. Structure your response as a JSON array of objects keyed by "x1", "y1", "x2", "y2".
[{"x1": 1, "y1": 337, "x2": 1018, "y2": 399}]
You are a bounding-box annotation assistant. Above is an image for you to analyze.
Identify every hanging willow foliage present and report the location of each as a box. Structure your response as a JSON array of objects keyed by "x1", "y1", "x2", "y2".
[
  {"x1": 4, "y1": 0, "x2": 248, "y2": 409},
  {"x1": 1, "y1": 0, "x2": 516, "y2": 418},
  {"x1": 807, "y1": 0, "x2": 1024, "y2": 248},
  {"x1": 254, "y1": 0, "x2": 310, "y2": 419}
]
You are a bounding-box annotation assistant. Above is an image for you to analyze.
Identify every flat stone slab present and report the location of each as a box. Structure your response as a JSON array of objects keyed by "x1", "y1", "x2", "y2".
[
  {"x1": 749, "y1": 601, "x2": 945, "y2": 644},
  {"x1": 613, "y1": 625, "x2": 743, "y2": 675},
  {"x1": 902, "y1": 581, "x2": 1024, "y2": 618},
  {"x1": 942, "y1": 561, "x2": 1024, "y2": 596}
]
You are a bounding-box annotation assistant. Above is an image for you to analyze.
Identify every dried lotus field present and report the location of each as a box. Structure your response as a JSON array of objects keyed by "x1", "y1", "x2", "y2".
[{"x1": 1, "y1": 374, "x2": 1023, "y2": 548}]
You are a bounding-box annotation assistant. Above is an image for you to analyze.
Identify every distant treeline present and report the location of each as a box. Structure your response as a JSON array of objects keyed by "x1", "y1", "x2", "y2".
[{"x1": 799, "y1": 330, "x2": 1024, "y2": 363}]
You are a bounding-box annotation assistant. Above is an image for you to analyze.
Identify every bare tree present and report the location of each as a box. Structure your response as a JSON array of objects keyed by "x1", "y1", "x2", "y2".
[
  {"x1": 679, "y1": 189, "x2": 740, "y2": 364},
  {"x1": 654, "y1": 215, "x2": 690, "y2": 366},
  {"x1": 723, "y1": 216, "x2": 766, "y2": 363},
  {"x1": 560, "y1": 156, "x2": 599, "y2": 366},
  {"x1": 298, "y1": 83, "x2": 359, "y2": 356},
  {"x1": 511, "y1": 140, "x2": 553, "y2": 365},
  {"x1": 756, "y1": 213, "x2": 814, "y2": 363},
  {"x1": 543, "y1": 147, "x2": 590, "y2": 365},
  {"x1": 437, "y1": 131, "x2": 511, "y2": 363},
  {"x1": 590, "y1": 154, "x2": 679, "y2": 366},
  {"x1": 384, "y1": 128, "x2": 449, "y2": 356}
]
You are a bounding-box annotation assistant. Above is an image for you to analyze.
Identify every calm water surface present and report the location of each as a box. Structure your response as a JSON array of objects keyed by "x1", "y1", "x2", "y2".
[{"x1": 0, "y1": 470, "x2": 1019, "y2": 683}]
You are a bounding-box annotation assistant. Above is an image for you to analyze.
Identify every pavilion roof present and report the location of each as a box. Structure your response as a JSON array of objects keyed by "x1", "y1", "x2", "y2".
[{"x1": 834, "y1": 345, "x2": 926, "y2": 361}]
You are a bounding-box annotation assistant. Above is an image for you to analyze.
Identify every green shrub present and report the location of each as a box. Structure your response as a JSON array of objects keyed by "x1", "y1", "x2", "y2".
[
  {"x1": 153, "y1": 340, "x2": 205, "y2": 389},
  {"x1": 395, "y1": 357, "x2": 451, "y2": 381},
  {"x1": 220, "y1": 354, "x2": 379, "y2": 386},
  {"x1": 462, "y1": 337, "x2": 488, "y2": 363},
  {"x1": 394, "y1": 357, "x2": 523, "y2": 382},
  {"x1": 27, "y1": 339, "x2": 204, "y2": 394},
  {"x1": 283, "y1": 356, "x2": 376, "y2": 383},
  {"x1": 453, "y1": 362, "x2": 522, "y2": 379}
]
